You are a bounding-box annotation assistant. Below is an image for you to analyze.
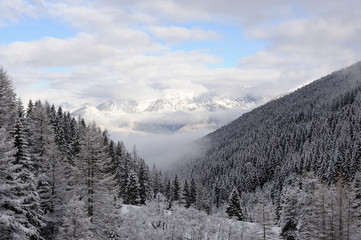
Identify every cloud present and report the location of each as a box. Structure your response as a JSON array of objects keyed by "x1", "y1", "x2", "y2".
[
  {"x1": 150, "y1": 26, "x2": 218, "y2": 43},
  {"x1": 0, "y1": 0, "x2": 37, "y2": 26},
  {"x1": 240, "y1": 15, "x2": 361, "y2": 91}
]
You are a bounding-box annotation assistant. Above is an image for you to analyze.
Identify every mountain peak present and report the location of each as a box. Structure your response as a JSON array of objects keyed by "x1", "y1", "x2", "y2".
[
  {"x1": 70, "y1": 92, "x2": 265, "y2": 134},
  {"x1": 97, "y1": 99, "x2": 139, "y2": 114}
]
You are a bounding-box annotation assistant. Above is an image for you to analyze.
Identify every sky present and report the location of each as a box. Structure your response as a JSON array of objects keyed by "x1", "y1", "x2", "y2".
[
  {"x1": 1, "y1": 0, "x2": 360, "y2": 106},
  {"x1": 1, "y1": 0, "x2": 361, "y2": 166}
]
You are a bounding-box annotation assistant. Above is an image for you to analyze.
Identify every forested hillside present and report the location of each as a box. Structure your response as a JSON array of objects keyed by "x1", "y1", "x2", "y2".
[
  {"x1": 176, "y1": 62, "x2": 361, "y2": 239},
  {"x1": 3, "y1": 62, "x2": 361, "y2": 239}
]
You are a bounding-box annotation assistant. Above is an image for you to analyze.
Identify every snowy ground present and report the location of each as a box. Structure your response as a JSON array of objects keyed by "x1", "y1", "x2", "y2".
[{"x1": 119, "y1": 204, "x2": 280, "y2": 240}]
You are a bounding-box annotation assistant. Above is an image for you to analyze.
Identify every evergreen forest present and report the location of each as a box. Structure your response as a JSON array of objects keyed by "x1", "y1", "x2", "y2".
[{"x1": 1, "y1": 62, "x2": 361, "y2": 239}]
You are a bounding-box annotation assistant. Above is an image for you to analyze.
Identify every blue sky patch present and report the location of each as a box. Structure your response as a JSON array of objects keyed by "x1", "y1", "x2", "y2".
[{"x1": 0, "y1": 17, "x2": 76, "y2": 44}]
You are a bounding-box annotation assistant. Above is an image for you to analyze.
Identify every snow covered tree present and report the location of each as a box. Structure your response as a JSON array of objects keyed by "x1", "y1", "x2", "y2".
[
  {"x1": 164, "y1": 178, "x2": 173, "y2": 209},
  {"x1": 196, "y1": 184, "x2": 211, "y2": 214},
  {"x1": 56, "y1": 194, "x2": 93, "y2": 240},
  {"x1": 312, "y1": 180, "x2": 331, "y2": 240},
  {"x1": 72, "y1": 122, "x2": 119, "y2": 238},
  {"x1": 0, "y1": 121, "x2": 44, "y2": 239},
  {"x1": 123, "y1": 170, "x2": 141, "y2": 205},
  {"x1": 172, "y1": 175, "x2": 181, "y2": 202},
  {"x1": 138, "y1": 158, "x2": 151, "y2": 204},
  {"x1": 350, "y1": 171, "x2": 361, "y2": 239},
  {"x1": 182, "y1": 180, "x2": 191, "y2": 208},
  {"x1": 53, "y1": 107, "x2": 68, "y2": 156},
  {"x1": 254, "y1": 194, "x2": 277, "y2": 240},
  {"x1": 297, "y1": 171, "x2": 319, "y2": 240},
  {"x1": 12, "y1": 114, "x2": 30, "y2": 167},
  {"x1": 0, "y1": 67, "x2": 17, "y2": 132},
  {"x1": 280, "y1": 176, "x2": 300, "y2": 240},
  {"x1": 151, "y1": 164, "x2": 163, "y2": 198},
  {"x1": 25, "y1": 100, "x2": 72, "y2": 238},
  {"x1": 226, "y1": 188, "x2": 243, "y2": 221},
  {"x1": 213, "y1": 184, "x2": 221, "y2": 209},
  {"x1": 189, "y1": 178, "x2": 197, "y2": 206},
  {"x1": 27, "y1": 101, "x2": 55, "y2": 209}
]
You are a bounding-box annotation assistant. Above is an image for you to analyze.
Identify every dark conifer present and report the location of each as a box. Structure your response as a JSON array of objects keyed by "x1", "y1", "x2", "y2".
[
  {"x1": 182, "y1": 180, "x2": 191, "y2": 208},
  {"x1": 172, "y1": 175, "x2": 180, "y2": 202},
  {"x1": 226, "y1": 188, "x2": 243, "y2": 221}
]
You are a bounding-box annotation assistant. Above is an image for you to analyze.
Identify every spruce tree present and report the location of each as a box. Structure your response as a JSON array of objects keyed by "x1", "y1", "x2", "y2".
[
  {"x1": 151, "y1": 164, "x2": 162, "y2": 198},
  {"x1": 75, "y1": 122, "x2": 119, "y2": 238},
  {"x1": 0, "y1": 67, "x2": 17, "y2": 131},
  {"x1": 1, "y1": 117, "x2": 44, "y2": 239},
  {"x1": 183, "y1": 180, "x2": 191, "y2": 208},
  {"x1": 138, "y1": 159, "x2": 151, "y2": 204},
  {"x1": 123, "y1": 170, "x2": 141, "y2": 205},
  {"x1": 13, "y1": 114, "x2": 30, "y2": 166},
  {"x1": 280, "y1": 178, "x2": 300, "y2": 240},
  {"x1": 172, "y1": 175, "x2": 181, "y2": 202},
  {"x1": 165, "y1": 179, "x2": 172, "y2": 209},
  {"x1": 27, "y1": 101, "x2": 54, "y2": 210},
  {"x1": 350, "y1": 171, "x2": 361, "y2": 239},
  {"x1": 189, "y1": 178, "x2": 197, "y2": 206},
  {"x1": 226, "y1": 188, "x2": 243, "y2": 221}
]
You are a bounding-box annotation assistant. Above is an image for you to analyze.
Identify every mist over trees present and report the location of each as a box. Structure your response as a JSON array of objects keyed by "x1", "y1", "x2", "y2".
[{"x1": 1, "y1": 62, "x2": 361, "y2": 239}]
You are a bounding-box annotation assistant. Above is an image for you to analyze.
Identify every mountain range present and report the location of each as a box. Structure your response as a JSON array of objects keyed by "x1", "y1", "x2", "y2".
[{"x1": 63, "y1": 91, "x2": 264, "y2": 134}]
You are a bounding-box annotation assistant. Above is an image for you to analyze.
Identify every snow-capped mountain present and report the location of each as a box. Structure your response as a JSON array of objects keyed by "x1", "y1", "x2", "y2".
[
  {"x1": 94, "y1": 92, "x2": 259, "y2": 114},
  {"x1": 97, "y1": 99, "x2": 139, "y2": 114},
  {"x1": 68, "y1": 91, "x2": 265, "y2": 134}
]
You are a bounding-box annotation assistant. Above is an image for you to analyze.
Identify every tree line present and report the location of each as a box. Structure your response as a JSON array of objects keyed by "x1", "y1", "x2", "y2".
[{"x1": 1, "y1": 67, "x2": 237, "y2": 239}]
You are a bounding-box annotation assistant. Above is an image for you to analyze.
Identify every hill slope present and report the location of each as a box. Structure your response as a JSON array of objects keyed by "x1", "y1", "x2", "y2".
[{"x1": 177, "y1": 62, "x2": 361, "y2": 199}]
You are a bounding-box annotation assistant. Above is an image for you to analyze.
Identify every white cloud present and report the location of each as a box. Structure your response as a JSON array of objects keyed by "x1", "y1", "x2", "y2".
[
  {"x1": 0, "y1": 0, "x2": 37, "y2": 26},
  {"x1": 241, "y1": 15, "x2": 361, "y2": 91},
  {"x1": 150, "y1": 26, "x2": 218, "y2": 43}
]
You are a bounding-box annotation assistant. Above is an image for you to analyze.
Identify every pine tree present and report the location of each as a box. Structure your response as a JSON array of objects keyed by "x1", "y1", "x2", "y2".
[
  {"x1": 151, "y1": 164, "x2": 163, "y2": 198},
  {"x1": 280, "y1": 176, "x2": 300, "y2": 239},
  {"x1": 138, "y1": 159, "x2": 151, "y2": 204},
  {"x1": 26, "y1": 99, "x2": 34, "y2": 117},
  {"x1": 196, "y1": 184, "x2": 212, "y2": 214},
  {"x1": 25, "y1": 101, "x2": 68, "y2": 238},
  {"x1": 0, "y1": 67, "x2": 17, "y2": 131},
  {"x1": 57, "y1": 194, "x2": 93, "y2": 240},
  {"x1": 75, "y1": 122, "x2": 119, "y2": 238},
  {"x1": 182, "y1": 180, "x2": 191, "y2": 208},
  {"x1": 213, "y1": 184, "x2": 221, "y2": 209},
  {"x1": 172, "y1": 175, "x2": 181, "y2": 202},
  {"x1": 123, "y1": 170, "x2": 141, "y2": 205},
  {"x1": 0, "y1": 120, "x2": 44, "y2": 239},
  {"x1": 54, "y1": 106, "x2": 67, "y2": 155},
  {"x1": 12, "y1": 114, "x2": 30, "y2": 167},
  {"x1": 165, "y1": 179, "x2": 172, "y2": 209},
  {"x1": 350, "y1": 171, "x2": 361, "y2": 239},
  {"x1": 226, "y1": 188, "x2": 243, "y2": 221},
  {"x1": 312, "y1": 180, "x2": 330, "y2": 240},
  {"x1": 189, "y1": 178, "x2": 197, "y2": 206},
  {"x1": 298, "y1": 171, "x2": 319, "y2": 240},
  {"x1": 0, "y1": 128, "x2": 21, "y2": 238}
]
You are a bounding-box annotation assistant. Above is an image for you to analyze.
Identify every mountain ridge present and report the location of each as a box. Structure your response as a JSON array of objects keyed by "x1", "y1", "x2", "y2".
[
  {"x1": 65, "y1": 92, "x2": 265, "y2": 134},
  {"x1": 175, "y1": 61, "x2": 361, "y2": 195},
  {"x1": 68, "y1": 92, "x2": 262, "y2": 115}
]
